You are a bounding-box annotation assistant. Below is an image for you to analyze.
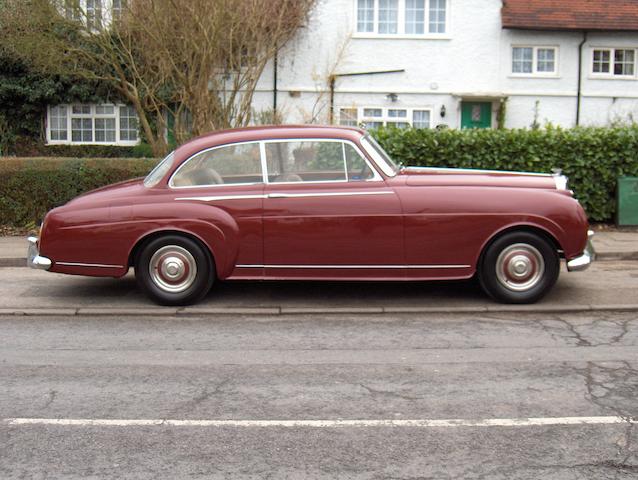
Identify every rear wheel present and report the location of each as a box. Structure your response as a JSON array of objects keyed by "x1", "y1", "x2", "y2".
[
  {"x1": 478, "y1": 231, "x2": 559, "y2": 304},
  {"x1": 135, "y1": 235, "x2": 214, "y2": 306}
]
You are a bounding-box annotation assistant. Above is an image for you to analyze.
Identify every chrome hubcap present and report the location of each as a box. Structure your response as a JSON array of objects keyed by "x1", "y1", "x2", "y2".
[
  {"x1": 149, "y1": 246, "x2": 197, "y2": 293},
  {"x1": 495, "y1": 243, "x2": 545, "y2": 292}
]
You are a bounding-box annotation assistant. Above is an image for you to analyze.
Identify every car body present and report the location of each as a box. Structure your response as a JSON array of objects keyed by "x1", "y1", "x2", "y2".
[{"x1": 28, "y1": 125, "x2": 594, "y2": 305}]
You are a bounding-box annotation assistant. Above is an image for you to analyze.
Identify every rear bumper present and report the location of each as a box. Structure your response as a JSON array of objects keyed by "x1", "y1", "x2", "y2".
[
  {"x1": 27, "y1": 236, "x2": 52, "y2": 271},
  {"x1": 566, "y1": 230, "x2": 595, "y2": 272}
]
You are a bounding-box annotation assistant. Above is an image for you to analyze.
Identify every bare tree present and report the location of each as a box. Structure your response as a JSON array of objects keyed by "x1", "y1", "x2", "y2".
[{"x1": 0, "y1": 0, "x2": 317, "y2": 154}]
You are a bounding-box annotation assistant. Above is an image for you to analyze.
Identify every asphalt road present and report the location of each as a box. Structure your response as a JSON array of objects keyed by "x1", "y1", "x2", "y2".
[{"x1": 1, "y1": 308, "x2": 637, "y2": 479}]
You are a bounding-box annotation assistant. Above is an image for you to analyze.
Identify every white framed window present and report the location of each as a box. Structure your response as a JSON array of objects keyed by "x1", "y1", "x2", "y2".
[
  {"x1": 339, "y1": 107, "x2": 432, "y2": 129},
  {"x1": 49, "y1": 106, "x2": 68, "y2": 141},
  {"x1": 86, "y1": 0, "x2": 102, "y2": 30},
  {"x1": 592, "y1": 48, "x2": 636, "y2": 77},
  {"x1": 511, "y1": 46, "x2": 558, "y2": 76},
  {"x1": 46, "y1": 104, "x2": 140, "y2": 146},
  {"x1": 355, "y1": 0, "x2": 449, "y2": 37},
  {"x1": 112, "y1": 0, "x2": 124, "y2": 20}
]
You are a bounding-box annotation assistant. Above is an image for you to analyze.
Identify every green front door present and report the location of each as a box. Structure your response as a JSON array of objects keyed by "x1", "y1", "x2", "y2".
[{"x1": 461, "y1": 102, "x2": 492, "y2": 129}]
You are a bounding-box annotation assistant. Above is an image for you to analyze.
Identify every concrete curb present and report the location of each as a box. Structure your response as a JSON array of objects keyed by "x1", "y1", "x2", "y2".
[{"x1": 1, "y1": 304, "x2": 637, "y2": 317}]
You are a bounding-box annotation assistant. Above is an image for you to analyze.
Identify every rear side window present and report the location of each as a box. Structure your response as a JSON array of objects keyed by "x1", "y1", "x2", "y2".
[{"x1": 171, "y1": 142, "x2": 263, "y2": 187}]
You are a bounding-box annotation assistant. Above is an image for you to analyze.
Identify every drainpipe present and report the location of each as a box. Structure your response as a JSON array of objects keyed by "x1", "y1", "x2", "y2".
[
  {"x1": 576, "y1": 31, "x2": 588, "y2": 126},
  {"x1": 273, "y1": 51, "x2": 278, "y2": 121},
  {"x1": 329, "y1": 75, "x2": 336, "y2": 124}
]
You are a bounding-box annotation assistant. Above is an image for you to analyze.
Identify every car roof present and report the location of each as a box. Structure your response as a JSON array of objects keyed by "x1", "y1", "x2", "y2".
[{"x1": 173, "y1": 125, "x2": 367, "y2": 162}]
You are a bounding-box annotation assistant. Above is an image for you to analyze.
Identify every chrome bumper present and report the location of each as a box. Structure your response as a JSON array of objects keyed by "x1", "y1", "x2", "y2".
[
  {"x1": 566, "y1": 230, "x2": 596, "y2": 272},
  {"x1": 27, "y1": 236, "x2": 52, "y2": 271}
]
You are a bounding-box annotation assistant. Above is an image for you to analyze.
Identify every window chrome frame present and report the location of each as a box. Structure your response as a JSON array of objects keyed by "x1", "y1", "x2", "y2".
[{"x1": 168, "y1": 137, "x2": 383, "y2": 189}]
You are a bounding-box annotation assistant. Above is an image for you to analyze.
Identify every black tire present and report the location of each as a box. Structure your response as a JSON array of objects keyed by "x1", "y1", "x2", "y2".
[
  {"x1": 478, "y1": 231, "x2": 559, "y2": 304},
  {"x1": 135, "y1": 235, "x2": 214, "y2": 306}
]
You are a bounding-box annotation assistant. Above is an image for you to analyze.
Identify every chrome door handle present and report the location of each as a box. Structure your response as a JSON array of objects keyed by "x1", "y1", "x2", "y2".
[{"x1": 268, "y1": 193, "x2": 289, "y2": 198}]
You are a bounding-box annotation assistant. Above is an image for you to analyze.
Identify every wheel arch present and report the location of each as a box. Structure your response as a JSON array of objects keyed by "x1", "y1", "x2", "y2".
[
  {"x1": 128, "y1": 229, "x2": 217, "y2": 276},
  {"x1": 478, "y1": 224, "x2": 564, "y2": 268}
]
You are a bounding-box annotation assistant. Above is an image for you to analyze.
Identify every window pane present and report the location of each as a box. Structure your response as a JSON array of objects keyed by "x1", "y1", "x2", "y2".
[
  {"x1": 614, "y1": 49, "x2": 635, "y2": 76},
  {"x1": 378, "y1": 0, "x2": 398, "y2": 34},
  {"x1": 72, "y1": 105, "x2": 91, "y2": 115},
  {"x1": 49, "y1": 106, "x2": 68, "y2": 141},
  {"x1": 339, "y1": 108, "x2": 358, "y2": 126},
  {"x1": 172, "y1": 142, "x2": 263, "y2": 187},
  {"x1": 95, "y1": 118, "x2": 116, "y2": 142},
  {"x1": 363, "y1": 108, "x2": 382, "y2": 117},
  {"x1": 413, "y1": 110, "x2": 431, "y2": 128},
  {"x1": 112, "y1": 0, "x2": 124, "y2": 20},
  {"x1": 512, "y1": 47, "x2": 533, "y2": 73},
  {"x1": 388, "y1": 109, "x2": 407, "y2": 118},
  {"x1": 428, "y1": 0, "x2": 446, "y2": 33},
  {"x1": 593, "y1": 49, "x2": 611, "y2": 73},
  {"x1": 344, "y1": 143, "x2": 375, "y2": 181},
  {"x1": 119, "y1": 106, "x2": 139, "y2": 141},
  {"x1": 86, "y1": 0, "x2": 102, "y2": 30},
  {"x1": 265, "y1": 141, "x2": 347, "y2": 183},
  {"x1": 96, "y1": 105, "x2": 115, "y2": 115},
  {"x1": 537, "y1": 48, "x2": 556, "y2": 73},
  {"x1": 405, "y1": 0, "x2": 425, "y2": 34},
  {"x1": 386, "y1": 121, "x2": 409, "y2": 128},
  {"x1": 71, "y1": 118, "x2": 93, "y2": 142},
  {"x1": 364, "y1": 121, "x2": 383, "y2": 129},
  {"x1": 357, "y1": 0, "x2": 374, "y2": 33}
]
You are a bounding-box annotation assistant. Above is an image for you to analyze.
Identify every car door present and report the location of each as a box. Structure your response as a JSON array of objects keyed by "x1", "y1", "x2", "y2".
[{"x1": 258, "y1": 138, "x2": 404, "y2": 280}]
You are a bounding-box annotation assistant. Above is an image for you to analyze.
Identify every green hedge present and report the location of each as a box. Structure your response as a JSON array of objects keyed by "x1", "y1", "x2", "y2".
[
  {"x1": 372, "y1": 126, "x2": 638, "y2": 222},
  {"x1": 0, "y1": 157, "x2": 157, "y2": 227}
]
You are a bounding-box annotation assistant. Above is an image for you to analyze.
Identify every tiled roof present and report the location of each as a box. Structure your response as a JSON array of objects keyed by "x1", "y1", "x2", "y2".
[{"x1": 502, "y1": 0, "x2": 638, "y2": 31}]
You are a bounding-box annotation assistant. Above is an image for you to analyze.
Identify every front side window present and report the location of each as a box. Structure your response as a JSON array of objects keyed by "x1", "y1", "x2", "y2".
[
  {"x1": 512, "y1": 46, "x2": 557, "y2": 75},
  {"x1": 592, "y1": 48, "x2": 636, "y2": 77},
  {"x1": 47, "y1": 104, "x2": 139, "y2": 145},
  {"x1": 356, "y1": 0, "x2": 448, "y2": 35},
  {"x1": 144, "y1": 152, "x2": 175, "y2": 188},
  {"x1": 171, "y1": 142, "x2": 263, "y2": 187}
]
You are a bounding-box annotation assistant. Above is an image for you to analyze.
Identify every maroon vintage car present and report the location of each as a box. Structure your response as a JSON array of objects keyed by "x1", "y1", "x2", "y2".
[{"x1": 28, "y1": 125, "x2": 594, "y2": 305}]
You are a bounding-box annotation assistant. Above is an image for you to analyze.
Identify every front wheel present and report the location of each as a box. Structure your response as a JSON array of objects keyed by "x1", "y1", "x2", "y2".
[
  {"x1": 135, "y1": 235, "x2": 214, "y2": 306},
  {"x1": 478, "y1": 231, "x2": 559, "y2": 304}
]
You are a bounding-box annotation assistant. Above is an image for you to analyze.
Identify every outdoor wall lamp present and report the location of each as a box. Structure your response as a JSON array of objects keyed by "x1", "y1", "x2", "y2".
[
  {"x1": 386, "y1": 93, "x2": 398, "y2": 102},
  {"x1": 440, "y1": 105, "x2": 446, "y2": 117}
]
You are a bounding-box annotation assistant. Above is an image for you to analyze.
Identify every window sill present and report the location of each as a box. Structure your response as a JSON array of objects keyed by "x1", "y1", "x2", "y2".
[
  {"x1": 46, "y1": 141, "x2": 141, "y2": 147},
  {"x1": 508, "y1": 74, "x2": 560, "y2": 79},
  {"x1": 352, "y1": 33, "x2": 451, "y2": 40},
  {"x1": 588, "y1": 75, "x2": 637, "y2": 81}
]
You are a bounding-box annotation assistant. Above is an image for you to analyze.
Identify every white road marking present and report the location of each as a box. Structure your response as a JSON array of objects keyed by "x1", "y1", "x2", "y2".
[{"x1": 3, "y1": 416, "x2": 636, "y2": 428}]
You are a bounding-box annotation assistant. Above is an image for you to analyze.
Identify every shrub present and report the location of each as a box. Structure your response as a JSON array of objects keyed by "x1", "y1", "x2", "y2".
[
  {"x1": 372, "y1": 125, "x2": 638, "y2": 222},
  {"x1": 0, "y1": 157, "x2": 157, "y2": 227}
]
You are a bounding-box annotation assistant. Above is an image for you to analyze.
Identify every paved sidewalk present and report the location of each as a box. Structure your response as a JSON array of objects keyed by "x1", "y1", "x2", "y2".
[{"x1": 1, "y1": 231, "x2": 636, "y2": 267}]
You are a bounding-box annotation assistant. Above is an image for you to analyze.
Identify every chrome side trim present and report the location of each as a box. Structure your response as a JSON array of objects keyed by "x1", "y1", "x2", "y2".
[
  {"x1": 236, "y1": 264, "x2": 471, "y2": 270},
  {"x1": 404, "y1": 166, "x2": 551, "y2": 177},
  {"x1": 56, "y1": 262, "x2": 124, "y2": 269},
  {"x1": 176, "y1": 194, "x2": 266, "y2": 202},
  {"x1": 266, "y1": 191, "x2": 394, "y2": 199},
  {"x1": 176, "y1": 191, "x2": 394, "y2": 202}
]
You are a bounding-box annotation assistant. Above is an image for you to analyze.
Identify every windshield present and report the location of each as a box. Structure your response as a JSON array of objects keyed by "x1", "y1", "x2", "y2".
[
  {"x1": 144, "y1": 152, "x2": 175, "y2": 187},
  {"x1": 360, "y1": 134, "x2": 400, "y2": 177}
]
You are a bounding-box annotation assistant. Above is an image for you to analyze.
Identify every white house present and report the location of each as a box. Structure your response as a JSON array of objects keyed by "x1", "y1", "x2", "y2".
[
  {"x1": 45, "y1": 0, "x2": 638, "y2": 146},
  {"x1": 251, "y1": 0, "x2": 638, "y2": 130}
]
